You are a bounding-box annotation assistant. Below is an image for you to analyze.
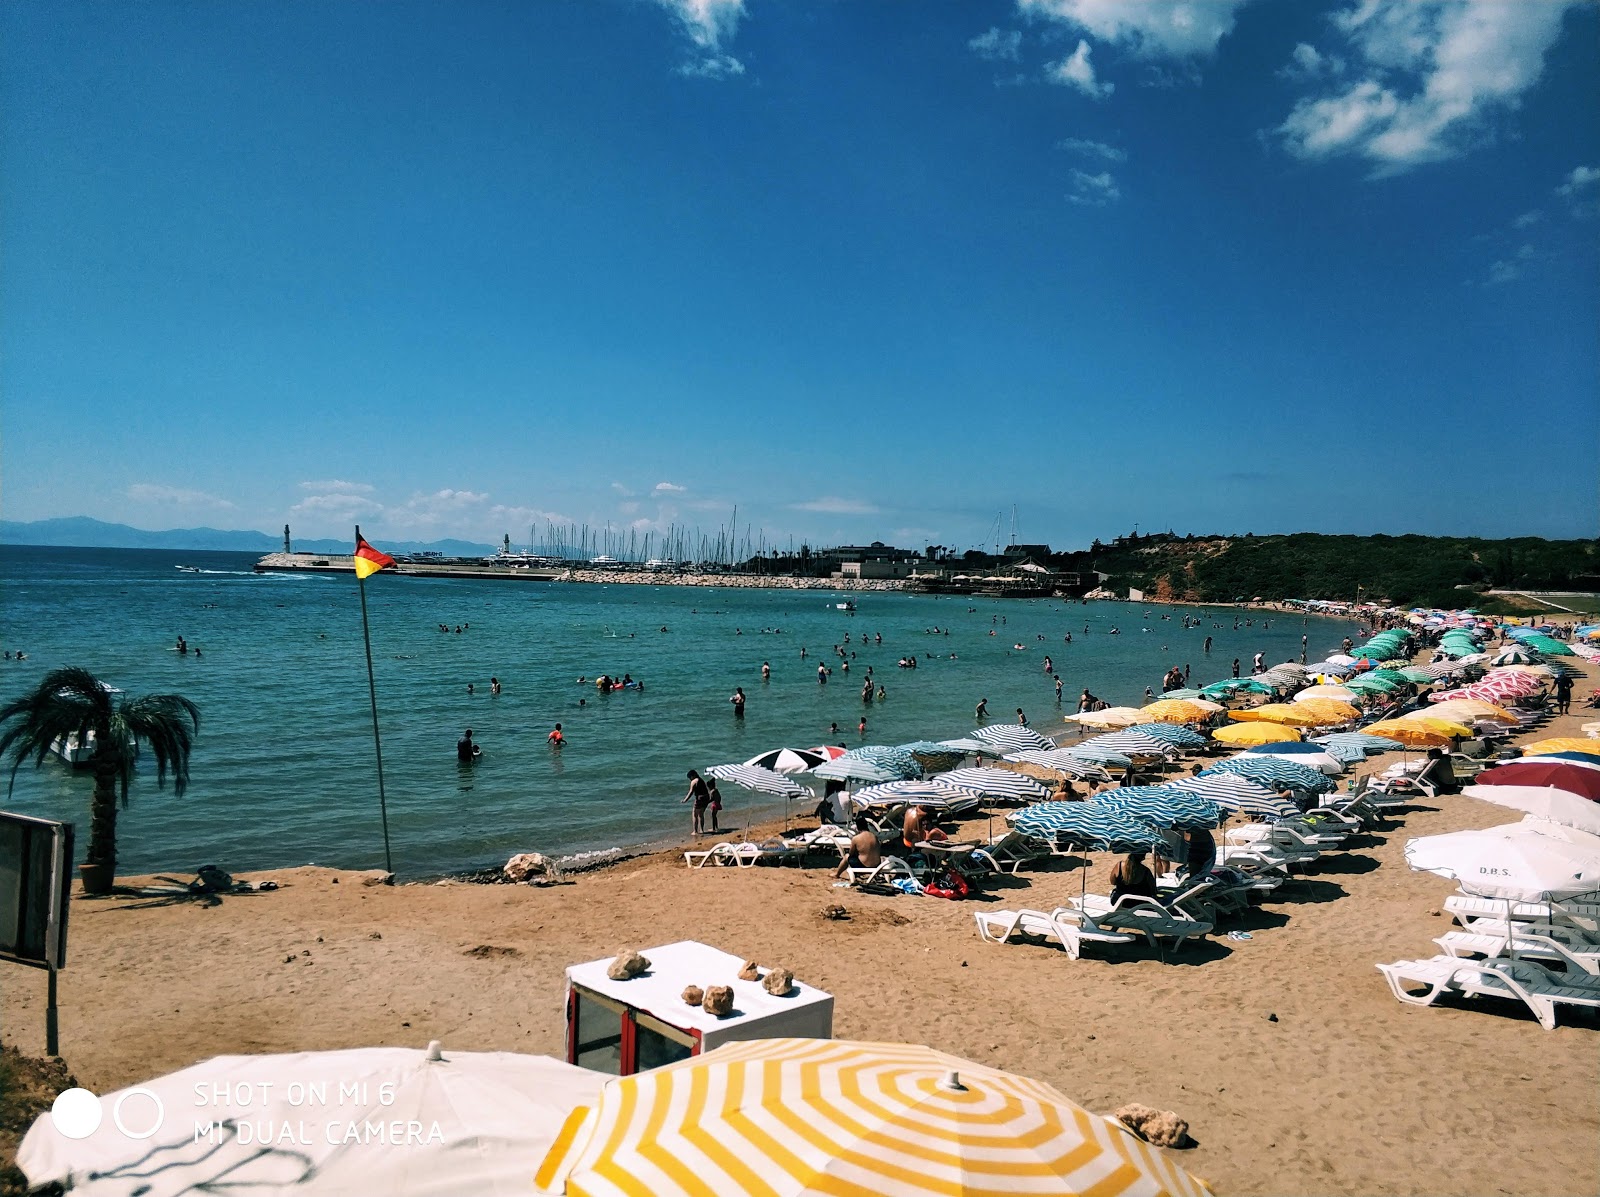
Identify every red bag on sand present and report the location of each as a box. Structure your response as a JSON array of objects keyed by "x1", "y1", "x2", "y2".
[{"x1": 923, "y1": 867, "x2": 970, "y2": 901}]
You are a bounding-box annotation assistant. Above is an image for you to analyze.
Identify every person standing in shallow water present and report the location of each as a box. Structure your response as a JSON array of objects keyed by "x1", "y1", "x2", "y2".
[
  {"x1": 729, "y1": 687, "x2": 746, "y2": 719},
  {"x1": 975, "y1": 697, "x2": 988, "y2": 721}
]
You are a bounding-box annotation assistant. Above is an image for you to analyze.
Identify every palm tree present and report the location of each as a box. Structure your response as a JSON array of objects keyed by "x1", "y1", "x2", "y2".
[{"x1": 0, "y1": 667, "x2": 199, "y2": 894}]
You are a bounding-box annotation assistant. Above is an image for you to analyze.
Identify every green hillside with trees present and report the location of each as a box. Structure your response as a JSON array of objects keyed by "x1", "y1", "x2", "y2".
[{"x1": 1053, "y1": 532, "x2": 1599, "y2": 612}]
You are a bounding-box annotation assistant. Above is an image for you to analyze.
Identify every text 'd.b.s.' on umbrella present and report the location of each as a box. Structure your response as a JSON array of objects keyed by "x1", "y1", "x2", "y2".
[{"x1": 534, "y1": 1037, "x2": 1213, "y2": 1197}]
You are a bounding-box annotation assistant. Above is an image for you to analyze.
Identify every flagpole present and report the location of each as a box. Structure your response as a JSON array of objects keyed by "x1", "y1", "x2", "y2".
[{"x1": 355, "y1": 524, "x2": 394, "y2": 874}]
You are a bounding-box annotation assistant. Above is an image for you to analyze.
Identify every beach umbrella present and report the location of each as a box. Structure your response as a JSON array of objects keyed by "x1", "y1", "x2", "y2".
[
  {"x1": 1489, "y1": 647, "x2": 1540, "y2": 665},
  {"x1": 1167, "y1": 773, "x2": 1298, "y2": 819},
  {"x1": 1228, "y1": 704, "x2": 1318, "y2": 727},
  {"x1": 1212, "y1": 722, "x2": 1301, "y2": 746},
  {"x1": 705, "y1": 763, "x2": 814, "y2": 798},
  {"x1": 1405, "y1": 822, "x2": 1600, "y2": 901},
  {"x1": 974, "y1": 723, "x2": 1056, "y2": 753},
  {"x1": 1462, "y1": 787, "x2": 1600, "y2": 836},
  {"x1": 1391, "y1": 715, "x2": 1475, "y2": 739},
  {"x1": 743, "y1": 747, "x2": 828, "y2": 775},
  {"x1": 533, "y1": 1037, "x2": 1214, "y2": 1197},
  {"x1": 1472, "y1": 760, "x2": 1600, "y2": 800},
  {"x1": 1065, "y1": 706, "x2": 1145, "y2": 729},
  {"x1": 852, "y1": 778, "x2": 975, "y2": 809},
  {"x1": 1239, "y1": 748, "x2": 1343, "y2": 775},
  {"x1": 1295, "y1": 684, "x2": 1358, "y2": 702},
  {"x1": 1205, "y1": 756, "x2": 1335, "y2": 793},
  {"x1": 20, "y1": 1043, "x2": 605, "y2": 1197},
  {"x1": 1096, "y1": 786, "x2": 1222, "y2": 831},
  {"x1": 896, "y1": 741, "x2": 970, "y2": 770},
  {"x1": 1344, "y1": 676, "x2": 1400, "y2": 694},
  {"x1": 1003, "y1": 749, "x2": 1113, "y2": 781},
  {"x1": 1425, "y1": 699, "x2": 1518, "y2": 725},
  {"x1": 1011, "y1": 803, "x2": 1165, "y2": 852},
  {"x1": 840, "y1": 746, "x2": 925, "y2": 778},
  {"x1": 1308, "y1": 661, "x2": 1356, "y2": 678},
  {"x1": 1523, "y1": 738, "x2": 1600, "y2": 758},
  {"x1": 1077, "y1": 731, "x2": 1181, "y2": 759},
  {"x1": 1140, "y1": 698, "x2": 1211, "y2": 724},
  {"x1": 807, "y1": 744, "x2": 850, "y2": 760},
  {"x1": 1288, "y1": 698, "x2": 1361, "y2": 723},
  {"x1": 939, "y1": 767, "x2": 1051, "y2": 803},
  {"x1": 1127, "y1": 723, "x2": 1208, "y2": 748},
  {"x1": 935, "y1": 737, "x2": 1005, "y2": 759},
  {"x1": 813, "y1": 756, "x2": 904, "y2": 785},
  {"x1": 1327, "y1": 653, "x2": 1358, "y2": 665},
  {"x1": 1156, "y1": 687, "x2": 1207, "y2": 700},
  {"x1": 1521, "y1": 753, "x2": 1600, "y2": 772},
  {"x1": 1359, "y1": 721, "x2": 1452, "y2": 748},
  {"x1": 1056, "y1": 743, "x2": 1133, "y2": 768}
]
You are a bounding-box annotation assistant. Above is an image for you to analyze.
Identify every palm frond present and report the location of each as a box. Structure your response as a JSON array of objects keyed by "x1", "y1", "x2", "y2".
[
  {"x1": 0, "y1": 666, "x2": 116, "y2": 779},
  {"x1": 115, "y1": 695, "x2": 201, "y2": 798}
]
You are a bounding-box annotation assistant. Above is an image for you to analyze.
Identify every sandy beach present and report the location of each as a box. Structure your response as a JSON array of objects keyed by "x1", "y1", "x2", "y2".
[{"x1": 3, "y1": 648, "x2": 1598, "y2": 1196}]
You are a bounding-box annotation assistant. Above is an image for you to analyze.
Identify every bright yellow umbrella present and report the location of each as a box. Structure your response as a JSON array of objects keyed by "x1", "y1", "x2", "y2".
[
  {"x1": 1523, "y1": 738, "x2": 1600, "y2": 757},
  {"x1": 1362, "y1": 720, "x2": 1451, "y2": 748},
  {"x1": 534, "y1": 1037, "x2": 1214, "y2": 1197},
  {"x1": 1140, "y1": 698, "x2": 1211, "y2": 724},
  {"x1": 1290, "y1": 698, "x2": 1361, "y2": 722},
  {"x1": 1427, "y1": 699, "x2": 1517, "y2": 725},
  {"x1": 1213, "y1": 722, "x2": 1302, "y2": 745},
  {"x1": 1228, "y1": 704, "x2": 1317, "y2": 727},
  {"x1": 1392, "y1": 715, "x2": 1475, "y2": 738},
  {"x1": 1294, "y1": 684, "x2": 1357, "y2": 702}
]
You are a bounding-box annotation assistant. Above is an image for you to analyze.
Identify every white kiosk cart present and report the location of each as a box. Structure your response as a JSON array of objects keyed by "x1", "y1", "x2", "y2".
[{"x1": 564, "y1": 940, "x2": 834, "y2": 1075}]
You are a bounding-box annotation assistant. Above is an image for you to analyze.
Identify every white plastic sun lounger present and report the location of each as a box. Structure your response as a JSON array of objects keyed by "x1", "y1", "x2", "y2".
[
  {"x1": 1443, "y1": 894, "x2": 1600, "y2": 937},
  {"x1": 847, "y1": 856, "x2": 922, "y2": 888},
  {"x1": 683, "y1": 841, "x2": 800, "y2": 869},
  {"x1": 967, "y1": 830, "x2": 1051, "y2": 875},
  {"x1": 1377, "y1": 955, "x2": 1600, "y2": 1029},
  {"x1": 1434, "y1": 929, "x2": 1600, "y2": 976},
  {"x1": 1066, "y1": 893, "x2": 1214, "y2": 951},
  {"x1": 973, "y1": 907, "x2": 1135, "y2": 960}
]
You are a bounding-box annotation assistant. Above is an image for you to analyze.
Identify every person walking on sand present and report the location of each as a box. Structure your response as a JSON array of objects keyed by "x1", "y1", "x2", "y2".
[
  {"x1": 547, "y1": 723, "x2": 564, "y2": 747},
  {"x1": 975, "y1": 697, "x2": 989, "y2": 721},
  {"x1": 1555, "y1": 673, "x2": 1574, "y2": 714},
  {"x1": 683, "y1": 769, "x2": 712, "y2": 835}
]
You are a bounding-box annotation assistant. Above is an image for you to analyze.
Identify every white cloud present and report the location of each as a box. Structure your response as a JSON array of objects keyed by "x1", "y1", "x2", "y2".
[
  {"x1": 1278, "y1": 41, "x2": 1345, "y2": 80},
  {"x1": 969, "y1": 27, "x2": 1022, "y2": 62},
  {"x1": 1055, "y1": 136, "x2": 1126, "y2": 162},
  {"x1": 652, "y1": 481, "x2": 687, "y2": 494},
  {"x1": 290, "y1": 491, "x2": 382, "y2": 519},
  {"x1": 1067, "y1": 168, "x2": 1121, "y2": 205},
  {"x1": 1556, "y1": 165, "x2": 1600, "y2": 197},
  {"x1": 789, "y1": 497, "x2": 881, "y2": 515},
  {"x1": 299, "y1": 479, "x2": 374, "y2": 494},
  {"x1": 1019, "y1": 0, "x2": 1249, "y2": 59},
  {"x1": 1048, "y1": 40, "x2": 1113, "y2": 98},
  {"x1": 1487, "y1": 242, "x2": 1535, "y2": 284},
  {"x1": 1278, "y1": 1, "x2": 1582, "y2": 173},
  {"x1": 1511, "y1": 209, "x2": 1543, "y2": 229},
  {"x1": 657, "y1": 0, "x2": 747, "y2": 78},
  {"x1": 127, "y1": 483, "x2": 235, "y2": 509}
]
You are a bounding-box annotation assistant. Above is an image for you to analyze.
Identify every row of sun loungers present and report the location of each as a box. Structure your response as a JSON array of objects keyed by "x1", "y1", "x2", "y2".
[{"x1": 1377, "y1": 955, "x2": 1600, "y2": 1030}]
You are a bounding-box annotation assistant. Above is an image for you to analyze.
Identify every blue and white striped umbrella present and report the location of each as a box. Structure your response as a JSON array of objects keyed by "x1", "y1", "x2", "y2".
[
  {"x1": 840, "y1": 745, "x2": 924, "y2": 779},
  {"x1": 939, "y1": 767, "x2": 1051, "y2": 803},
  {"x1": 1166, "y1": 773, "x2": 1298, "y2": 819},
  {"x1": 1096, "y1": 786, "x2": 1222, "y2": 831},
  {"x1": 1010, "y1": 802, "x2": 1163, "y2": 852},
  {"x1": 813, "y1": 757, "x2": 903, "y2": 784},
  {"x1": 1204, "y1": 756, "x2": 1335, "y2": 793},
  {"x1": 703, "y1": 763, "x2": 814, "y2": 798},
  {"x1": 1077, "y1": 731, "x2": 1181, "y2": 759},
  {"x1": 974, "y1": 723, "x2": 1056, "y2": 754},
  {"x1": 1061, "y1": 743, "x2": 1134, "y2": 768},
  {"x1": 851, "y1": 778, "x2": 973, "y2": 809},
  {"x1": 1002, "y1": 749, "x2": 1112, "y2": 780},
  {"x1": 1127, "y1": 723, "x2": 1208, "y2": 748},
  {"x1": 934, "y1": 737, "x2": 1005, "y2": 759}
]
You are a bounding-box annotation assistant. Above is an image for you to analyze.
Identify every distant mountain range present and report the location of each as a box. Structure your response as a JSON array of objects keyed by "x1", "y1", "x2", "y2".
[{"x1": 0, "y1": 517, "x2": 495, "y2": 556}]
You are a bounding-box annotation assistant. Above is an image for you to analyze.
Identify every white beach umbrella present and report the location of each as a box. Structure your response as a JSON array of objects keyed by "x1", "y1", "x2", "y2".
[
  {"x1": 19, "y1": 1043, "x2": 605, "y2": 1197},
  {"x1": 1461, "y1": 785, "x2": 1600, "y2": 837},
  {"x1": 1405, "y1": 822, "x2": 1600, "y2": 901},
  {"x1": 1240, "y1": 749, "x2": 1344, "y2": 775}
]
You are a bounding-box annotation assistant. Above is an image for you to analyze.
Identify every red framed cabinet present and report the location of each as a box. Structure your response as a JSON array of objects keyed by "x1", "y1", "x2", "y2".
[{"x1": 565, "y1": 941, "x2": 834, "y2": 1075}]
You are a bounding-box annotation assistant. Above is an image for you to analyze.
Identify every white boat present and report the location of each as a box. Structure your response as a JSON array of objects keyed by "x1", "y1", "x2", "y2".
[
  {"x1": 590, "y1": 555, "x2": 619, "y2": 566},
  {"x1": 50, "y1": 730, "x2": 96, "y2": 768}
]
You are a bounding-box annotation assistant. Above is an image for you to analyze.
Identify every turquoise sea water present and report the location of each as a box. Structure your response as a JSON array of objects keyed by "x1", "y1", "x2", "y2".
[{"x1": 0, "y1": 547, "x2": 1362, "y2": 876}]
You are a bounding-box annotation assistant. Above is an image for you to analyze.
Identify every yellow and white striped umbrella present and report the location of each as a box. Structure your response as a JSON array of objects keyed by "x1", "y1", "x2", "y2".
[{"x1": 534, "y1": 1038, "x2": 1212, "y2": 1197}]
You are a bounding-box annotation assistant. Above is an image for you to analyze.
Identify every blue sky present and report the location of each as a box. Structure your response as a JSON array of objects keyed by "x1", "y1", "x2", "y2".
[{"x1": 3, "y1": 0, "x2": 1596, "y2": 552}]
